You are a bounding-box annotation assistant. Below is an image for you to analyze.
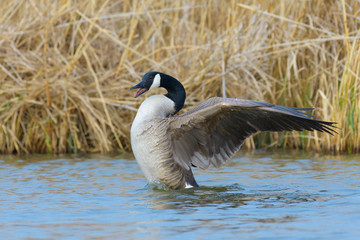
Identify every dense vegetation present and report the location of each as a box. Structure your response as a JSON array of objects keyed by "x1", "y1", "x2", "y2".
[{"x1": 0, "y1": 0, "x2": 359, "y2": 153}]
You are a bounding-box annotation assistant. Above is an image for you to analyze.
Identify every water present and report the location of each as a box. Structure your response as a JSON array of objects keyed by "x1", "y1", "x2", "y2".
[{"x1": 0, "y1": 150, "x2": 359, "y2": 239}]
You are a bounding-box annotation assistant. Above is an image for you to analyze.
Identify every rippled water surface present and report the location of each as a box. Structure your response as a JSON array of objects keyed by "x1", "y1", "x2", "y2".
[{"x1": 0, "y1": 151, "x2": 359, "y2": 239}]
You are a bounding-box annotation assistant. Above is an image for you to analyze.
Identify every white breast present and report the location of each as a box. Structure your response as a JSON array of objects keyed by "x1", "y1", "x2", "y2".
[
  {"x1": 131, "y1": 95, "x2": 175, "y2": 183},
  {"x1": 132, "y1": 95, "x2": 175, "y2": 123}
]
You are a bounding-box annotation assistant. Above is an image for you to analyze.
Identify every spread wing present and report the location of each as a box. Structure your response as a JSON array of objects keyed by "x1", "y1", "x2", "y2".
[{"x1": 168, "y1": 97, "x2": 336, "y2": 170}]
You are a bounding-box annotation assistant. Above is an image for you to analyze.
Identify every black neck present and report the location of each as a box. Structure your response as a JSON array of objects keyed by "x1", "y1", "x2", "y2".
[{"x1": 160, "y1": 73, "x2": 186, "y2": 114}]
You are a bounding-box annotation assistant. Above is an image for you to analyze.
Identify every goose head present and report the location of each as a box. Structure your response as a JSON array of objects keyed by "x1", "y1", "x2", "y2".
[
  {"x1": 130, "y1": 72, "x2": 161, "y2": 98},
  {"x1": 131, "y1": 72, "x2": 186, "y2": 115}
]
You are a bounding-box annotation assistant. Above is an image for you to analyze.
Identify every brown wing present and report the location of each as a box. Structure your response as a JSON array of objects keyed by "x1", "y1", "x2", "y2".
[{"x1": 168, "y1": 97, "x2": 336, "y2": 170}]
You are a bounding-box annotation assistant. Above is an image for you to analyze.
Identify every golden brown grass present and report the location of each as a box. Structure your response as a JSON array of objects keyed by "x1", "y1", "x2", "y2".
[{"x1": 0, "y1": 0, "x2": 359, "y2": 154}]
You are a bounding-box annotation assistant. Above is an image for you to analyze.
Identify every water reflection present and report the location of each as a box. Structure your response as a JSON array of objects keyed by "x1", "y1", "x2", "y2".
[
  {"x1": 138, "y1": 184, "x2": 248, "y2": 210},
  {"x1": 137, "y1": 182, "x2": 324, "y2": 211}
]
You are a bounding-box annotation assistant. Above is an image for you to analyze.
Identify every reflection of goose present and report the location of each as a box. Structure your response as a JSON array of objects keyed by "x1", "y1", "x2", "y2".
[{"x1": 130, "y1": 72, "x2": 336, "y2": 189}]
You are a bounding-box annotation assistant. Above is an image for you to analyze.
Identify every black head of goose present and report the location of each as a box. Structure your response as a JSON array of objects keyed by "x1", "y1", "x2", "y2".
[{"x1": 130, "y1": 72, "x2": 336, "y2": 189}]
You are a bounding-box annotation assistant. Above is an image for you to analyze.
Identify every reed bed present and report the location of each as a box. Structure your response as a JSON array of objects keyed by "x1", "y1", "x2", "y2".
[{"x1": 0, "y1": 0, "x2": 359, "y2": 154}]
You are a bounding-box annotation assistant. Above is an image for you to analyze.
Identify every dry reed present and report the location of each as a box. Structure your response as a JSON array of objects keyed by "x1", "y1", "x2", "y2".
[{"x1": 0, "y1": 0, "x2": 359, "y2": 154}]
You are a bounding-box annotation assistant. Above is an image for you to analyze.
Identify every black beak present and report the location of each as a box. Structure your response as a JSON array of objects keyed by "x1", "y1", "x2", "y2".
[
  {"x1": 130, "y1": 81, "x2": 148, "y2": 98},
  {"x1": 131, "y1": 81, "x2": 145, "y2": 89}
]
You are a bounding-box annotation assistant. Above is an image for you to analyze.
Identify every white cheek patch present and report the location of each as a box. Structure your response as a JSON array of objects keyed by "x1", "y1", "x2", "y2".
[{"x1": 149, "y1": 73, "x2": 161, "y2": 90}]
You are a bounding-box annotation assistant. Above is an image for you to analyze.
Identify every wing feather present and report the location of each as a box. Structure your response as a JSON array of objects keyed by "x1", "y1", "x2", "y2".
[{"x1": 168, "y1": 97, "x2": 336, "y2": 170}]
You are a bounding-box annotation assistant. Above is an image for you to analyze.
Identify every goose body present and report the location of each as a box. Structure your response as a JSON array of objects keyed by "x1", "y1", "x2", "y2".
[
  {"x1": 130, "y1": 72, "x2": 336, "y2": 189},
  {"x1": 131, "y1": 95, "x2": 198, "y2": 188}
]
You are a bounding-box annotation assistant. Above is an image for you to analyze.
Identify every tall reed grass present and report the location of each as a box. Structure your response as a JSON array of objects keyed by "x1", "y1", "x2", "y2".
[{"x1": 0, "y1": 0, "x2": 359, "y2": 154}]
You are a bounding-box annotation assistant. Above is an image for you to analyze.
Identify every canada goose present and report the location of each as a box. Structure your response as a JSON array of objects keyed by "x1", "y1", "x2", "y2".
[{"x1": 130, "y1": 72, "x2": 336, "y2": 189}]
